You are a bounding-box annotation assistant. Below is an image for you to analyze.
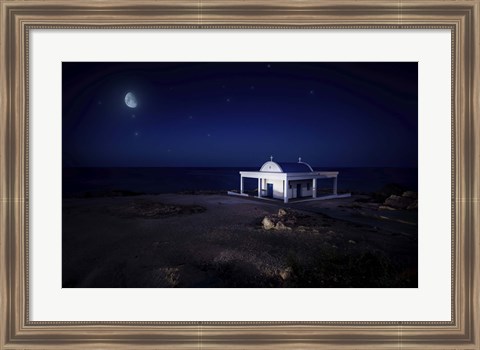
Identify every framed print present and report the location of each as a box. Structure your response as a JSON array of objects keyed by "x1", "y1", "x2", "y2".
[{"x1": 1, "y1": 0, "x2": 479, "y2": 349}]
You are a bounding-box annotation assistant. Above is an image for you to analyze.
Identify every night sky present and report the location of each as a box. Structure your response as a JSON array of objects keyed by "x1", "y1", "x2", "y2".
[{"x1": 62, "y1": 62, "x2": 417, "y2": 168}]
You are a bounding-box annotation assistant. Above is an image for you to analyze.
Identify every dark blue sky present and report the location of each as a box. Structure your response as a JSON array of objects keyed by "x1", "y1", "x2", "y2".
[{"x1": 62, "y1": 62, "x2": 417, "y2": 168}]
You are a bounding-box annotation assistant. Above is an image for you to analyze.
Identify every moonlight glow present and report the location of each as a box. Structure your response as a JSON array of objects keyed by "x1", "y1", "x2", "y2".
[{"x1": 125, "y1": 92, "x2": 137, "y2": 108}]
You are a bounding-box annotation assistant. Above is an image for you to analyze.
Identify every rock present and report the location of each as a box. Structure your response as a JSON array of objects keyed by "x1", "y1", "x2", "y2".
[
  {"x1": 262, "y1": 216, "x2": 275, "y2": 230},
  {"x1": 379, "y1": 205, "x2": 396, "y2": 211},
  {"x1": 279, "y1": 267, "x2": 293, "y2": 280},
  {"x1": 407, "y1": 200, "x2": 418, "y2": 210},
  {"x1": 119, "y1": 201, "x2": 206, "y2": 218},
  {"x1": 372, "y1": 183, "x2": 407, "y2": 202},
  {"x1": 278, "y1": 208, "x2": 288, "y2": 217},
  {"x1": 384, "y1": 195, "x2": 414, "y2": 210},
  {"x1": 348, "y1": 240, "x2": 356, "y2": 244},
  {"x1": 275, "y1": 221, "x2": 290, "y2": 230},
  {"x1": 402, "y1": 191, "x2": 418, "y2": 199}
]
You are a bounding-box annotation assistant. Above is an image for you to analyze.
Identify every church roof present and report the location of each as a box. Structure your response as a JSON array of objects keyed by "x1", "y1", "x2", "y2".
[
  {"x1": 276, "y1": 162, "x2": 313, "y2": 173},
  {"x1": 259, "y1": 159, "x2": 313, "y2": 173}
]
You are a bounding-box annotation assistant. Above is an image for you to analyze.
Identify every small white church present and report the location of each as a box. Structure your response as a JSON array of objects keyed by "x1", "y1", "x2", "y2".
[{"x1": 233, "y1": 157, "x2": 349, "y2": 203}]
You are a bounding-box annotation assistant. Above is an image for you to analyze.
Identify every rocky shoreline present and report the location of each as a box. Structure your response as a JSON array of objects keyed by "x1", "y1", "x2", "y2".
[{"x1": 62, "y1": 191, "x2": 417, "y2": 288}]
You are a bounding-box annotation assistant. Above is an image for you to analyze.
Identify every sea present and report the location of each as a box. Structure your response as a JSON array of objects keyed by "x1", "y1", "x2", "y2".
[{"x1": 62, "y1": 167, "x2": 418, "y2": 197}]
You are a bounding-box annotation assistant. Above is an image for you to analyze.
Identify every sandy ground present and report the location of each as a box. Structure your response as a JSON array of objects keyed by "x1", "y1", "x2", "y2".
[{"x1": 62, "y1": 193, "x2": 417, "y2": 288}]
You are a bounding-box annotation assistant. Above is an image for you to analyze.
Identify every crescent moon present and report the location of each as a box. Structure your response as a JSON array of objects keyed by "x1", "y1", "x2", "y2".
[{"x1": 125, "y1": 92, "x2": 137, "y2": 108}]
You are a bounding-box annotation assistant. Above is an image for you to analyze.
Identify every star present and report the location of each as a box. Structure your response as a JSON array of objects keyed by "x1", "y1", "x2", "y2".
[
  {"x1": 226, "y1": 98, "x2": 231, "y2": 102},
  {"x1": 188, "y1": 115, "x2": 193, "y2": 120},
  {"x1": 207, "y1": 133, "x2": 211, "y2": 137},
  {"x1": 134, "y1": 132, "x2": 139, "y2": 136},
  {"x1": 250, "y1": 85, "x2": 255, "y2": 90},
  {"x1": 267, "y1": 64, "x2": 271, "y2": 68},
  {"x1": 98, "y1": 101, "x2": 102, "y2": 105},
  {"x1": 132, "y1": 114, "x2": 136, "y2": 118},
  {"x1": 310, "y1": 90, "x2": 315, "y2": 95}
]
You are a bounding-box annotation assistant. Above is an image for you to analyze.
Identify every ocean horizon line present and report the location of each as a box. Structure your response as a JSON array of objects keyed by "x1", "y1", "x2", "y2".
[{"x1": 63, "y1": 166, "x2": 418, "y2": 195}]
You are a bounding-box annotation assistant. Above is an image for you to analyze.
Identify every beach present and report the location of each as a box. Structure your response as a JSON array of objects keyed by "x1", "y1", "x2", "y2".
[{"x1": 62, "y1": 192, "x2": 417, "y2": 288}]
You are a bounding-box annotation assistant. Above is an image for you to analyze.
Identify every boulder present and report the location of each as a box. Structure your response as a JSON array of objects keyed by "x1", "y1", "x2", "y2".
[
  {"x1": 372, "y1": 183, "x2": 407, "y2": 202},
  {"x1": 262, "y1": 216, "x2": 275, "y2": 230},
  {"x1": 279, "y1": 267, "x2": 293, "y2": 280},
  {"x1": 402, "y1": 191, "x2": 418, "y2": 199},
  {"x1": 407, "y1": 200, "x2": 418, "y2": 210},
  {"x1": 278, "y1": 208, "x2": 288, "y2": 217},
  {"x1": 384, "y1": 195, "x2": 414, "y2": 210},
  {"x1": 275, "y1": 221, "x2": 290, "y2": 230},
  {"x1": 379, "y1": 205, "x2": 396, "y2": 211}
]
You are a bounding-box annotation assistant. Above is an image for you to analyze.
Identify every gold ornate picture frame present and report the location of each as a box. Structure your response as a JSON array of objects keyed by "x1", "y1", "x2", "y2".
[{"x1": 0, "y1": 0, "x2": 478, "y2": 348}]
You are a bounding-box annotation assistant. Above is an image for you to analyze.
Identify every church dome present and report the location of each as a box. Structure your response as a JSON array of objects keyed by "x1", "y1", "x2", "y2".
[{"x1": 260, "y1": 158, "x2": 313, "y2": 173}]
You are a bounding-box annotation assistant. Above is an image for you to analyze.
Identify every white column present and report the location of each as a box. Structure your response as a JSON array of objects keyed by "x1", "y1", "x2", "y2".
[
  {"x1": 258, "y1": 178, "x2": 261, "y2": 197},
  {"x1": 333, "y1": 176, "x2": 338, "y2": 195},
  {"x1": 283, "y1": 179, "x2": 289, "y2": 203},
  {"x1": 240, "y1": 175, "x2": 244, "y2": 194},
  {"x1": 312, "y1": 178, "x2": 317, "y2": 198}
]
